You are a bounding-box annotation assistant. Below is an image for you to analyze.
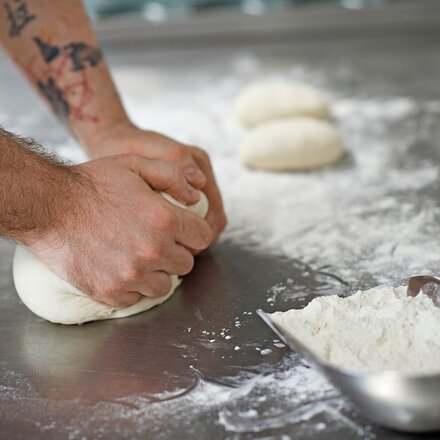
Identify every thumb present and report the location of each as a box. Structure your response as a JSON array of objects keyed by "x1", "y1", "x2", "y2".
[{"x1": 128, "y1": 156, "x2": 200, "y2": 205}]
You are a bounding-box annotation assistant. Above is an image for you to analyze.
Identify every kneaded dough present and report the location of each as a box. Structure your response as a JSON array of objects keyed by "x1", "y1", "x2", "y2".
[
  {"x1": 233, "y1": 80, "x2": 331, "y2": 127},
  {"x1": 239, "y1": 117, "x2": 343, "y2": 171},
  {"x1": 13, "y1": 192, "x2": 208, "y2": 325}
]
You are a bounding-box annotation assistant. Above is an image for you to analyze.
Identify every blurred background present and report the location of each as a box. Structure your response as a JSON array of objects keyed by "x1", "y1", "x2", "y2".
[
  {"x1": 86, "y1": 0, "x2": 422, "y2": 22},
  {"x1": 84, "y1": 0, "x2": 411, "y2": 20},
  {"x1": 80, "y1": 0, "x2": 439, "y2": 50}
]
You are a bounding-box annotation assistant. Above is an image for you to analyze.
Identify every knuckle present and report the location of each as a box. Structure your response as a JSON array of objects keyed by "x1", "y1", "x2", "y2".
[
  {"x1": 171, "y1": 145, "x2": 186, "y2": 161},
  {"x1": 144, "y1": 242, "x2": 165, "y2": 263},
  {"x1": 150, "y1": 205, "x2": 178, "y2": 231},
  {"x1": 121, "y1": 261, "x2": 144, "y2": 283},
  {"x1": 159, "y1": 208, "x2": 179, "y2": 230}
]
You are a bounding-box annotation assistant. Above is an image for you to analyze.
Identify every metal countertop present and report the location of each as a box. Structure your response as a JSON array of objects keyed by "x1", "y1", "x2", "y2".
[{"x1": 1, "y1": 6, "x2": 440, "y2": 439}]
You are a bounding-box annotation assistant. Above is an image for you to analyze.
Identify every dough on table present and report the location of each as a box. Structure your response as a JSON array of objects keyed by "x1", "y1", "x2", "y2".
[
  {"x1": 233, "y1": 80, "x2": 331, "y2": 127},
  {"x1": 239, "y1": 117, "x2": 343, "y2": 171},
  {"x1": 13, "y1": 192, "x2": 208, "y2": 325}
]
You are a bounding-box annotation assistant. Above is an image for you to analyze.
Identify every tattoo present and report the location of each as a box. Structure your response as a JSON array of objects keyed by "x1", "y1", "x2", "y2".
[
  {"x1": 63, "y1": 42, "x2": 103, "y2": 71},
  {"x1": 27, "y1": 53, "x2": 99, "y2": 125},
  {"x1": 27, "y1": 36, "x2": 102, "y2": 126},
  {"x1": 32, "y1": 37, "x2": 103, "y2": 72},
  {"x1": 3, "y1": 0, "x2": 36, "y2": 38},
  {"x1": 32, "y1": 37, "x2": 60, "y2": 64},
  {"x1": 36, "y1": 76, "x2": 70, "y2": 124}
]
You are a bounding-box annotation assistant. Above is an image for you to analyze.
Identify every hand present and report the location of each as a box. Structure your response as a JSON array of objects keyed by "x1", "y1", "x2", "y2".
[
  {"x1": 85, "y1": 122, "x2": 227, "y2": 244},
  {"x1": 29, "y1": 155, "x2": 212, "y2": 308}
]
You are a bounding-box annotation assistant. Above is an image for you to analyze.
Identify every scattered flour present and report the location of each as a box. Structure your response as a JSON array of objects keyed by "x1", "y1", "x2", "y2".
[
  {"x1": 3, "y1": 355, "x2": 375, "y2": 439},
  {"x1": 4, "y1": 52, "x2": 439, "y2": 438},
  {"x1": 270, "y1": 286, "x2": 440, "y2": 375}
]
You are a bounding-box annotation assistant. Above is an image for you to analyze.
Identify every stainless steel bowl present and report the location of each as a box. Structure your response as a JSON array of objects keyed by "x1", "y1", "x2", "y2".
[{"x1": 258, "y1": 308, "x2": 440, "y2": 432}]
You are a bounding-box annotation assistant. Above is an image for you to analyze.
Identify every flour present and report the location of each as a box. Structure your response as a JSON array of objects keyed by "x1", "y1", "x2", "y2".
[{"x1": 270, "y1": 286, "x2": 440, "y2": 376}]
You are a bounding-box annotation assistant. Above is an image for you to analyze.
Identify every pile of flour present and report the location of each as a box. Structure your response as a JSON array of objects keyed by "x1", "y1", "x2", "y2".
[{"x1": 270, "y1": 286, "x2": 440, "y2": 376}]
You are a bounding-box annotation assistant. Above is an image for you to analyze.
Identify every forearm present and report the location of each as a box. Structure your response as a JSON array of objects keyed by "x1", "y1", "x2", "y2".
[
  {"x1": 0, "y1": 128, "x2": 76, "y2": 246},
  {"x1": 0, "y1": 0, "x2": 129, "y2": 149}
]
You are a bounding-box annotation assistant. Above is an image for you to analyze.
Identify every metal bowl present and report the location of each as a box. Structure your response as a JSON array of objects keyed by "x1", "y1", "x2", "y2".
[{"x1": 257, "y1": 309, "x2": 440, "y2": 432}]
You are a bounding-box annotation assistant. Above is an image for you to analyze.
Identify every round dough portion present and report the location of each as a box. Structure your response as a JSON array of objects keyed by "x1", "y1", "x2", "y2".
[
  {"x1": 233, "y1": 81, "x2": 331, "y2": 127},
  {"x1": 239, "y1": 117, "x2": 343, "y2": 171},
  {"x1": 13, "y1": 192, "x2": 209, "y2": 325}
]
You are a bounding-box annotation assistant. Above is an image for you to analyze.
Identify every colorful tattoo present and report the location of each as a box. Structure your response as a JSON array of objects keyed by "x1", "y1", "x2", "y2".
[
  {"x1": 27, "y1": 51, "x2": 99, "y2": 125},
  {"x1": 25, "y1": 36, "x2": 103, "y2": 126},
  {"x1": 3, "y1": 0, "x2": 36, "y2": 37}
]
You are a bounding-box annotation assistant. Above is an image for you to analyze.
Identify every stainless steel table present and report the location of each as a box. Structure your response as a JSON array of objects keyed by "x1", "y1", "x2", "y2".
[{"x1": 1, "y1": 4, "x2": 440, "y2": 439}]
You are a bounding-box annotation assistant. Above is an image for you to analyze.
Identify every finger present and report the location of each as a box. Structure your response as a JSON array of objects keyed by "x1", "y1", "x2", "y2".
[
  {"x1": 161, "y1": 243, "x2": 195, "y2": 276},
  {"x1": 205, "y1": 208, "x2": 228, "y2": 243},
  {"x1": 128, "y1": 156, "x2": 200, "y2": 205},
  {"x1": 191, "y1": 148, "x2": 228, "y2": 241},
  {"x1": 174, "y1": 207, "x2": 212, "y2": 250},
  {"x1": 182, "y1": 161, "x2": 206, "y2": 188},
  {"x1": 102, "y1": 291, "x2": 142, "y2": 308},
  {"x1": 191, "y1": 148, "x2": 224, "y2": 213},
  {"x1": 134, "y1": 133, "x2": 207, "y2": 188},
  {"x1": 136, "y1": 271, "x2": 173, "y2": 298}
]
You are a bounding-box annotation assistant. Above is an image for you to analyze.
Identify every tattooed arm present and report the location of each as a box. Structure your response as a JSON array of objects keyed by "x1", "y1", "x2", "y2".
[
  {"x1": 0, "y1": 1, "x2": 125, "y2": 137},
  {"x1": 0, "y1": 0, "x2": 227, "y2": 243}
]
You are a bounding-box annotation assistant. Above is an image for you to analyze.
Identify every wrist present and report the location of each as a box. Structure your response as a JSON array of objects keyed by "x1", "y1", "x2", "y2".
[
  {"x1": 79, "y1": 119, "x2": 143, "y2": 159},
  {"x1": 75, "y1": 113, "x2": 133, "y2": 154}
]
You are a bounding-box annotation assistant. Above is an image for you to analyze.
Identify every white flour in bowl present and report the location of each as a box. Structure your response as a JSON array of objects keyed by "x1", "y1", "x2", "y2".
[{"x1": 270, "y1": 285, "x2": 440, "y2": 376}]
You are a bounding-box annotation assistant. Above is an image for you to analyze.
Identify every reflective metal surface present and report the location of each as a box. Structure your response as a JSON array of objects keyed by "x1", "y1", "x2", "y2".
[
  {"x1": 1, "y1": 240, "x2": 352, "y2": 438},
  {"x1": 1, "y1": 4, "x2": 440, "y2": 439},
  {"x1": 259, "y1": 308, "x2": 440, "y2": 432}
]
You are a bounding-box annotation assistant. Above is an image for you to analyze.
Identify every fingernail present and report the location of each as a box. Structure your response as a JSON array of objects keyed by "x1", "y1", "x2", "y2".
[{"x1": 185, "y1": 166, "x2": 204, "y2": 181}]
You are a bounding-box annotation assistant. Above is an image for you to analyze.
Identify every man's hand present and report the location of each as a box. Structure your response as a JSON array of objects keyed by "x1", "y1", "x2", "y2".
[
  {"x1": 0, "y1": 0, "x2": 227, "y2": 243},
  {"x1": 30, "y1": 155, "x2": 212, "y2": 308},
  {"x1": 85, "y1": 122, "x2": 227, "y2": 245}
]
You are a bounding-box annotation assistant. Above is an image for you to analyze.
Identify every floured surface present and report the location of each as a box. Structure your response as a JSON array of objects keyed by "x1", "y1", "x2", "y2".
[
  {"x1": 1, "y1": 33, "x2": 440, "y2": 440},
  {"x1": 271, "y1": 286, "x2": 440, "y2": 375},
  {"x1": 0, "y1": 356, "x2": 373, "y2": 440}
]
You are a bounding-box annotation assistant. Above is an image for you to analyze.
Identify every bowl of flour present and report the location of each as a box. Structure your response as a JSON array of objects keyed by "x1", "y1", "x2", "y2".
[{"x1": 264, "y1": 284, "x2": 440, "y2": 432}]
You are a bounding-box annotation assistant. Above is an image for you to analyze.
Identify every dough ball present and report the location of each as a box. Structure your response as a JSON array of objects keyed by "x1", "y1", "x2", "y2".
[
  {"x1": 233, "y1": 80, "x2": 331, "y2": 127},
  {"x1": 13, "y1": 192, "x2": 209, "y2": 325},
  {"x1": 239, "y1": 117, "x2": 343, "y2": 171}
]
